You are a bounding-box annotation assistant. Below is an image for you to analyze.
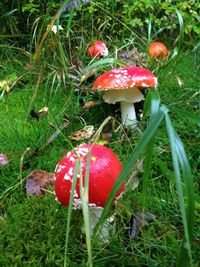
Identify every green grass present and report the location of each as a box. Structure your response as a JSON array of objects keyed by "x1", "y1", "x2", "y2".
[{"x1": 0, "y1": 6, "x2": 200, "y2": 266}]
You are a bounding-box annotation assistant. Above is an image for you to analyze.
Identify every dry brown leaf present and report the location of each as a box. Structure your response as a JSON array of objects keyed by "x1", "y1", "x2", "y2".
[
  {"x1": 83, "y1": 100, "x2": 102, "y2": 109},
  {"x1": 126, "y1": 159, "x2": 144, "y2": 190},
  {"x1": 26, "y1": 170, "x2": 55, "y2": 196},
  {"x1": 118, "y1": 48, "x2": 147, "y2": 67},
  {"x1": 68, "y1": 125, "x2": 95, "y2": 141},
  {"x1": 38, "y1": 106, "x2": 49, "y2": 117},
  {"x1": 0, "y1": 153, "x2": 9, "y2": 166},
  {"x1": 101, "y1": 132, "x2": 113, "y2": 143},
  {"x1": 128, "y1": 211, "x2": 157, "y2": 239}
]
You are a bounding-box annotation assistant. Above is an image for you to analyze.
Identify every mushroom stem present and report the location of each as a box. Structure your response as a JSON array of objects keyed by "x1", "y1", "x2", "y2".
[
  {"x1": 88, "y1": 207, "x2": 103, "y2": 235},
  {"x1": 120, "y1": 101, "x2": 137, "y2": 128},
  {"x1": 83, "y1": 207, "x2": 113, "y2": 243}
]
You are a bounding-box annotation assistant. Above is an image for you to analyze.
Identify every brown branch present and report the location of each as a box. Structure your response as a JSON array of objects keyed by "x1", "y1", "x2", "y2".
[{"x1": 33, "y1": 6, "x2": 63, "y2": 61}]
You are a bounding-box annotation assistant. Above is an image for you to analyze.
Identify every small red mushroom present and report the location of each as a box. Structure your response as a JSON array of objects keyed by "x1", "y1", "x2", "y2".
[
  {"x1": 93, "y1": 66, "x2": 157, "y2": 128},
  {"x1": 88, "y1": 40, "x2": 108, "y2": 58},
  {"x1": 54, "y1": 143, "x2": 124, "y2": 239},
  {"x1": 149, "y1": 41, "x2": 168, "y2": 58}
]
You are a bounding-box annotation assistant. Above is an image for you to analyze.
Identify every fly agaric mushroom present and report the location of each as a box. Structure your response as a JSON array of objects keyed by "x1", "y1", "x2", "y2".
[
  {"x1": 149, "y1": 41, "x2": 168, "y2": 58},
  {"x1": 54, "y1": 143, "x2": 124, "y2": 240},
  {"x1": 93, "y1": 66, "x2": 157, "y2": 127},
  {"x1": 88, "y1": 40, "x2": 108, "y2": 58}
]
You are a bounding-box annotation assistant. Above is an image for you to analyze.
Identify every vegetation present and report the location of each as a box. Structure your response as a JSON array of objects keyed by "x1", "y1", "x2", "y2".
[{"x1": 0, "y1": 1, "x2": 199, "y2": 266}]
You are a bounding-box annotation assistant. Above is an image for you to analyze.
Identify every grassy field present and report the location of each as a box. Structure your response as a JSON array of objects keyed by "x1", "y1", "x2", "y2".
[{"x1": 0, "y1": 6, "x2": 200, "y2": 266}]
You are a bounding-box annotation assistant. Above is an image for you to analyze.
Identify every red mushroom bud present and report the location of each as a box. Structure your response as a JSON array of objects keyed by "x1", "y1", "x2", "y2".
[
  {"x1": 54, "y1": 144, "x2": 124, "y2": 241},
  {"x1": 88, "y1": 40, "x2": 108, "y2": 58},
  {"x1": 149, "y1": 41, "x2": 168, "y2": 58},
  {"x1": 54, "y1": 143, "x2": 124, "y2": 208}
]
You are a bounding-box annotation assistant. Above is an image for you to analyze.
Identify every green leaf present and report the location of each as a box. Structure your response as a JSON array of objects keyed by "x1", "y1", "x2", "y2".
[{"x1": 165, "y1": 114, "x2": 194, "y2": 265}]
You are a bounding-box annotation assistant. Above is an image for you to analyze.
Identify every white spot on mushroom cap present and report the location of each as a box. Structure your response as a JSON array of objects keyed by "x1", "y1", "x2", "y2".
[
  {"x1": 153, "y1": 77, "x2": 158, "y2": 87},
  {"x1": 68, "y1": 167, "x2": 74, "y2": 176},
  {"x1": 66, "y1": 151, "x2": 72, "y2": 158},
  {"x1": 69, "y1": 156, "x2": 75, "y2": 162},
  {"x1": 55, "y1": 164, "x2": 66, "y2": 174},
  {"x1": 72, "y1": 197, "x2": 101, "y2": 209},
  {"x1": 64, "y1": 173, "x2": 72, "y2": 181},
  {"x1": 75, "y1": 146, "x2": 89, "y2": 157},
  {"x1": 73, "y1": 190, "x2": 79, "y2": 198},
  {"x1": 101, "y1": 47, "x2": 109, "y2": 56},
  {"x1": 141, "y1": 82, "x2": 148, "y2": 87},
  {"x1": 73, "y1": 198, "x2": 82, "y2": 209}
]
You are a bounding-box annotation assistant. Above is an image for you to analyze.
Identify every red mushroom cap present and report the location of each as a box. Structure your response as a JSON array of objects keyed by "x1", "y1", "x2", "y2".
[
  {"x1": 93, "y1": 66, "x2": 157, "y2": 91},
  {"x1": 54, "y1": 144, "x2": 124, "y2": 208},
  {"x1": 149, "y1": 41, "x2": 168, "y2": 58},
  {"x1": 88, "y1": 40, "x2": 108, "y2": 58}
]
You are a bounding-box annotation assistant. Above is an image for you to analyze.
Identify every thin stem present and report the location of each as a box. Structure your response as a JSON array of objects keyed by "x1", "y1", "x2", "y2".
[{"x1": 120, "y1": 101, "x2": 137, "y2": 128}]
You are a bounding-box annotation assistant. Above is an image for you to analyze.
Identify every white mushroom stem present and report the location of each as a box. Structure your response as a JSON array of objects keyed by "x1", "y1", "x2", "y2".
[
  {"x1": 82, "y1": 207, "x2": 113, "y2": 243},
  {"x1": 120, "y1": 101, "x2": 137, "y2": 127},
  {"x1": 103, "y1": 86, "x2": 144, "y2": 128}
]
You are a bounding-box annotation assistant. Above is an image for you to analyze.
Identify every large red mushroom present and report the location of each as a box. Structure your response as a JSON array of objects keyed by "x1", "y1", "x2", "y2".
[
  {"x1": 93, "y1": 66, "x2": 157, "y2": 128},
  {"x1": 54, "y1": 143, "x2": 124, "y2": 239}
]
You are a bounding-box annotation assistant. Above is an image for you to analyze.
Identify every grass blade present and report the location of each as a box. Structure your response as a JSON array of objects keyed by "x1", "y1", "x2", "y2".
[
  {"x1": 165, "y1": 114, "x2": 194, "y2": 265},
  {"x1": 80, "y1": 151, "x2": 93, "y2": 267},
  {"x1": 142, "y1": 92, "x2": 161, "y2": 206},
  {"x1": 80, "y1": 58, "x2": 123, "y2": 83},
  {"x1": 175, "y1": 8, "x2": 184, "y2": 50},
  {"x1": 64, "y1": 159, "x2": 81, "y2": 267}
]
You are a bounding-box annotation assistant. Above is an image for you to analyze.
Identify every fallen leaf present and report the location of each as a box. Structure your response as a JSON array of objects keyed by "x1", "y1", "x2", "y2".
[
  {"x1": 69, "y1": 125, "x2": 95, "y2": 141},
  {"x1": 38, "y1": 106, "x2": 49, "y2": 117},
  {"x1": 0, "y1": 153, "x2": 9, "y2": 166},
  {"x1": 118, "y1": 48, "x2": 147, "y2": 67},
  {"x1": 0, "y1": 73, "x2": 17, "y2": 93},
  {"x1": 126, "y1": 159, "x2": 144, "y2": 190},
  {"x1": 0, "y1": 80, "x2": 10, "y2": 92},
  {"x1": 26, "y1": 170, "x2": 55, "y2": 196},
  {"x1": 64, "y1": 0, "x2": 91, "y2": 11},
  {"x1": 128, "y1": 211, "x2": 157, "y2": 239},
  {"x1": 83, "y1": 100, "x2": 102, "y2": 109}
]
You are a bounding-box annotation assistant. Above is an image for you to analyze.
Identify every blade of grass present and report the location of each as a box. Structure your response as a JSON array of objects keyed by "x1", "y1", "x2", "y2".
[
  {"x1": 80, "y1": 58, "x2": 123, "y2": 83},
  {"x1": 64, "y1": 158, "x2": 80, "y2": 267},
  {"x1": 175, "y1": 8, "x2": 184, "y2": 50},
  {"x1": 142, "y1": 92, "x2": 161, "y2": 207},
  {"x1": 143, "y1": 91, "x2": 161, "y2": 118},
  {"x1": 147, "y1": 18, "x2": 152, "y2": 43},
  {"x1": 165, "y1": 113, "x2": 194, "y2": 265},
  {"x1": 0, "y1": 9, "x2": 18, "y2": 19},
  {"x1": 80, "y1": 150, "x2": 93, "y2": 267},
  {"x1": 93, "y1": 105, "x2": 168, "y2": 237}
]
